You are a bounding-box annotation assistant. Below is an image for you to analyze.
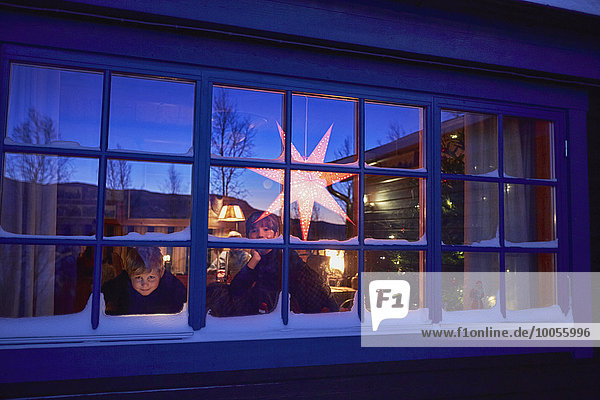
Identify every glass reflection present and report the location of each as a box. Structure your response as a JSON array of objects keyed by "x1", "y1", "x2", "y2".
[
  {"x1": 365, "y1": 102, "x2": 423, "y2": 169},
  {"x1": 442, "y1": 252, "x2": 499, "y2": 311},
  {"x1": 441, "y1": 180, "x2": 499, "y2": 245},
  {"x1": 506, "y1": 253, "x2": 556, "y2": 310},
  {"x1": 504, "y1": 184, "x2": 555, "y2": 244},
  {"x1": 364, "y1": 251, "x2": 425, "y2": 310},
  {"x1": 104, "y1": 160, "x2": 192, "y2": 237},
  {"x1": 7, "y1": 64, "x2": 103, "y2": 148},
  {"x1": 290, "y1": 171, "x2": 357, "y2": 241},
  {"x1": 109, "y1": 75, "x2": 194, "y2": 154},
  {"x1": 0, "y1": 244, "x2": 93, "y2": 317},
  {"x1": 364, "y1": 175, "x2": 424, "y2": 241},
  {"x1": 1, "y1": 154, "x2": 98, "y2": 236},
  {"x1": 101, "y1": 246, "x2": 188, "y2": 315},
  {"x1": 211, "y1": 86, "x2": 284, "y2": 160},
  {"x1": 292, "y1": 94, "x2": 357, "y2": 164},
  {"x1": 504, "y1": 116, "x2": 554, "y2": 179},
  {"x1": 209, "y1": 166, "x2": 283, "y2": 239},
  {"x1": 441, "y1": 110, "x2": 497, "y2": 175}
]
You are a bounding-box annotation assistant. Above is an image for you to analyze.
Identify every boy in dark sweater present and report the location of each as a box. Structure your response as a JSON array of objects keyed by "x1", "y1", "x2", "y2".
[{"x1": 102, "y1": 247, "x2": 187, "y2": 315}]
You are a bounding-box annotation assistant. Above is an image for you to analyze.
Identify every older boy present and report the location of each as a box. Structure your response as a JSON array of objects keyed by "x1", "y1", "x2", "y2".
[
  {"x1": 102, "y1": 247, "x2": 187, "y2": 315},
  {"x1": 207, "y1": 212, "x2": 339, "y2": 316}
]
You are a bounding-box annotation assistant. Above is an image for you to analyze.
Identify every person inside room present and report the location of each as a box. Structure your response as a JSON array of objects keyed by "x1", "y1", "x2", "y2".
[
  {"x1": 206, "y1": 211, "x2": 339, "y2": 316},
  {"x1": 102, "y1": 247, "x2": 187, "y2": 315}
]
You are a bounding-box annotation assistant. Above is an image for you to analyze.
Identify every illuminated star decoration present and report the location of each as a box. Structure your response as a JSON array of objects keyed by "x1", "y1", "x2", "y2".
[{"x1": 250, "y1": 122, "x2": 354, "y2": 241}]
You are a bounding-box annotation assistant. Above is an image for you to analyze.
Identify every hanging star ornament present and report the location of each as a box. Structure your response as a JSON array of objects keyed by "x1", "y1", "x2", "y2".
[{"x1": 249, "y1": 123, "x2": 354, "y2": 241}]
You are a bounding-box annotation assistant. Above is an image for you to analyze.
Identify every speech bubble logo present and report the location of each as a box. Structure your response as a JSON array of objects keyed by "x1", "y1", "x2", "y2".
[{"x1": 369, "y1": 280, "x2": 410, "y2": 331}]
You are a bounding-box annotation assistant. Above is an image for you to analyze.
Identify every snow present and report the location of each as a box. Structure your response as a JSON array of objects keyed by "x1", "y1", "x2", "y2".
[
  {"x1": 473, "y1": 169, "x2": 498, "y2": 178},
  {"x1": 365, "y1": 235, "x2": 426, "y2": 245},
  {"x1": 106, "y1": 226, "x2": 190, "y2": 241},
  {"x1": 289, "y1": 236, "x2": 358, "y2": 245},
  {"x1": 210, "y1": 154, "x2": 284, "y2": 163},
  {"x1": 208, "y1": 234, "x2": 283, "y2": 244},
  {"x1": 505, "y1": 305, "x2": 570, "y2": 322},
  {"x1": 469, "y1": 227, "x2": 500, "y2": 247},
  {"x1": 109, "y1": 147, "x2": 194, "y2": 157},
  {"x1": 503, "y1": 172, "x2": 556, "y2": 182},
  {"x1": 505, "y1": 239, "x2": 558, "y2": 248},
  {"x1": 365, "y1": 166, "x2": 427, "y2": 173},
  {"x1": 0, "y1": 295, "x2": 192, "y2": 346},
  {"x1": 0, "y1": 226, "x2": 95, "y2": 240},
  {"x1": 441, "y1": 302, "x2": 504, "y2": 323},
  {"x1": 3, "y1": 137, "x2": 99, "y2": 151}
]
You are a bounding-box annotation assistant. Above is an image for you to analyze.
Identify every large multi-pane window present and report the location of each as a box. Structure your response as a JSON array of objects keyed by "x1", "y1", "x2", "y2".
[{"x1": 0, "y1": 61, "x2": 562, "y2": 335}]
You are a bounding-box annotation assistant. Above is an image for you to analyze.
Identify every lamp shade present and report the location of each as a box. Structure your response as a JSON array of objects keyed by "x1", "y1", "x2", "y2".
[{"x1": 218, "y1": 205, "x2": 245, "y2": 222}]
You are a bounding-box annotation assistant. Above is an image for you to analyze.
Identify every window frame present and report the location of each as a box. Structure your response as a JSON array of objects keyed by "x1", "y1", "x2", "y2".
[{"x1": 0, "y1": 46, "x2": 575, "y2": 343}]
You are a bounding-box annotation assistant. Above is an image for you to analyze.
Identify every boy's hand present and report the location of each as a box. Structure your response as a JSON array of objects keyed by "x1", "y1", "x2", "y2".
[{"x1": 247, "y1": 250, "x2": 261, "y2": 270}]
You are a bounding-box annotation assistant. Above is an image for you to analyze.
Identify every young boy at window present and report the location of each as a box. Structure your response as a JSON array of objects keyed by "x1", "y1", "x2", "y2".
[
  {"x1": 206, "y1": 212, "x2": 339, "y2": 316},
  {"x1": 102, "y1": 247, "x2": 187, "y2": 315}
]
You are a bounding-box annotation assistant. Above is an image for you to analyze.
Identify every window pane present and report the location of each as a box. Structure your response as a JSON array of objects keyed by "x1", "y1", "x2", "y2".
[
  {"x1": 441, "y1": 110, "x2": 498, "y2": 175},
  {"x1": 442, "y1": 252, "x2": 499, "y2": 311},
  {"x1": 292, "y1": 94, "x2": 357, "y2": 165},
  {"x1": 291, "y1": 249, "x2": 357, "y2": 313},
  {"x1": 209, "y1": 166, "x2": 283, "y2": 239},
  {"x1": 101, "y1": 246, "x2": 188, "y2": 315},
  {"x1": 504, "y1": 117, "x2": 554, "y2": 179},
  {"x1": 108, "y1": 75, "x2": 194, "y2": 154},
  {"x1": 211, "y1": 86, "x2": 284, "y2": 160},
  {"x1": 6, "y1": 64, "x2": 103, "y2": 148},
  {"x1": 506, "y1": 253, "x2": 556, "y2": 310},
  {"x1": 290, "y1": 171, "x2": 357, "y2": 241},
  {"x1": 504, "y1": 184, "x2": 555, "y2": 244},
  {"x1": 364, "y1": 251, "x2": 425, "y2": 310},
  {"x1": 365, "y1": 102, "x2": 423, "y2": 169},
  {"x1": 206, "y1": 247, "x2": 281, "y2": 317},
  {"x1": 1, "y1": 154, "x2": 98, "y2": 236},
  {"x1": 441, "y1": 180, "x2": 499, "y2": 245},
  {"x1": 104, "y1": 161, "x2": 191, "y2": 237},
  {"x1": 0, "y1": 244, "x2": 93, "y2": 317},
  {"x1": 364, "y1": 175, "x2": 425, "y2": 241}
]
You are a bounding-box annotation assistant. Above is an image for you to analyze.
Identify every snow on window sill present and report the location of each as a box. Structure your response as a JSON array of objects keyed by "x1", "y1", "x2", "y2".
[
  {"x1": 504, "y1": 239, "x2": 558, "y2": 248},
  {"x1": 105, "y1": 227, "x2": 190, "y2": 241},
  {"x1": 0, "y1": 226, "x2": 95, "y2": 240},
  {"x1": 208, "y1": 234, "x2": 283, "y2": 244},
  {"x1": 364, "y1": 236, "x2": 426, "y2": 245}
]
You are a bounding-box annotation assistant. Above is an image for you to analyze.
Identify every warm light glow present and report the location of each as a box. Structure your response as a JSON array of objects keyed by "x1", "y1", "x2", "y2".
[
  {"x1": 325, "y1": 249, "x2": 345, "y2": 273},
  {"x1": 250, "y1": 123, "x2": 354, "y2": 240},
  {"x1": 218, "y1": 204, "x2": 245, "y2": 221},
  {"x1": 163, "y1": 254, "x2": 171, "y2": 262}
]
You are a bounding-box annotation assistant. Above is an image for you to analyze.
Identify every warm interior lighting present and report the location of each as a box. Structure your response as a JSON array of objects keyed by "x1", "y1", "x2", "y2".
[
  {"x1": 325, "y1": 249, "x2": 345, "y2": 273},
  {"x1": 218, "y1": 205, "x2": 245, "y2": 222},
  {"x1": 162, "y1": 254, "x2": 171, "y2": 263}
]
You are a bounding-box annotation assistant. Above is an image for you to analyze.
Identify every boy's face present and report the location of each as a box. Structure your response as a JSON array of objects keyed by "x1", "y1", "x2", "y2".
[
  {"x1": 248, "y1": 223, "x2": 279, "y2": 255},
  {"x1": 130, "y1": 268, "x2": 164, "y2": 296},
  {"x1": 248, "y1": 224, "x2": 278, "y2": 240}
]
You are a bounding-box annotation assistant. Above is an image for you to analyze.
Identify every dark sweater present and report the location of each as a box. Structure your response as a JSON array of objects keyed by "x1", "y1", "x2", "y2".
[
  {"x1": 101, "y1": 270, "x2": 187, "y2": 315},
  {"x1": 228, "y1": 250, "x2": 339, "y2": 314}
]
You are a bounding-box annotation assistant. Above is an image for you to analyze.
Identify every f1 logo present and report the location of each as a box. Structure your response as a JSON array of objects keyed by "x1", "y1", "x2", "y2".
[{"x1": 369, "y1": 280, "x2": 410, "y2": 331}]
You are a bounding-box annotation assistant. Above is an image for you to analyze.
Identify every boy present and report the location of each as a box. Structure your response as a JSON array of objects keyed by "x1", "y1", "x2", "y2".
[
  {"x1": 207, "y1": 212, "x2": 339, "y2": 316},
  {"x1": 102, "y1": 247, "x2": 187, "y2": 315}
]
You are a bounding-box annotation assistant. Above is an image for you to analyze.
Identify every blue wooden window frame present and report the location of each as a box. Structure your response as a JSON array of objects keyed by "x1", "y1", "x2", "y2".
[{"x1": 0, "y1": 47, "x2": 571, "y2": 337}]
